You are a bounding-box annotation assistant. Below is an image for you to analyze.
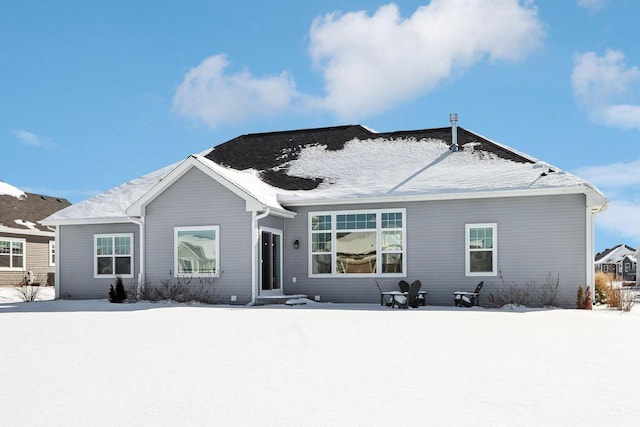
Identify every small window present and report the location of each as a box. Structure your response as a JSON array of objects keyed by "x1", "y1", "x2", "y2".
[
  {"x1": 0, "y1": 238, "x2": 26, "y2": 270},
  {"x1": 174, "y1": 226, "x2": 220, "y2": 277},
  {"x1": 94, "y1": 234, "x2": 133, "y2": 278},
  {"x1": 49, "y1": 240, "x2": 55, "y2": 267},
  {"x1": 465, "y1": 224, "x2": 497, "y2": 276},
  {"x1": 625, "y1": 263, "x2": 630, "y2": 273}
]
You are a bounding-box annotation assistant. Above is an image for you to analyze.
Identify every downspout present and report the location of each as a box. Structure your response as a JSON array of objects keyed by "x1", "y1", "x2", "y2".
[
  {"x1": 249, "y1": 207, "x2": 271, "y2": 306},
  {"x1": 129, "y1": 216, "x2": 145, "y2": 298},
  {"x1": 587, "y1": 203, "x2": 607, "y2": 305},
  {"x1": 54, "y1": 226, "x2": 60, "y2": 300}
]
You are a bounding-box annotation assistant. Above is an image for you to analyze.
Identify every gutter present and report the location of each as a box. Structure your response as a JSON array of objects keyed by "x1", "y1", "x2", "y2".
[
  {"x1": 249, "y1": 207, "x2": 271, "y2": 306},
  {"x1": 128, "y1": 216, "x2": 145, "y2": 298}
]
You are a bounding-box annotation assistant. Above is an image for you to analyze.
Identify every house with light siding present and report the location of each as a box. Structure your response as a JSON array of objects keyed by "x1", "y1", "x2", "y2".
[
  {"x1": 1, "y1": 181, "x2": 71, "y2": 286},
  {"x1": 41, "y1": 118, "x2": 607, "y2": 307}
]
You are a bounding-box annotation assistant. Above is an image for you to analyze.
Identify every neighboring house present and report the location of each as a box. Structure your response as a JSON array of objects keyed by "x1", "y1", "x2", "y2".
[
  {"x1": 41, "y1": 119, "x2": 607, "y2": 307},
  {"x1": 0, "y1": 181, "x2": 71, "y2": 286},
  {"x1": 621, "y1": 255, "x2": 636, "y2": 282},
  {"x1": 637, "y1": 248, "x2": 640, "y2": 287},
  {"x1": 594, "y1": 244, "x2": 636, "y2": 281}
]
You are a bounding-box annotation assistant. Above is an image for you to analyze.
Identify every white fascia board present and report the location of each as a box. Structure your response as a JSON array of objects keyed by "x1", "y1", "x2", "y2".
[
  {"x1": 39, "y1": 217, "x2": 134, "y2": 226},
  {"x1": 0, "y1": 225, "x2": 55, "y2": 237},
  {"x1": 280, "y1": 185, "x2": 607, "y2": 209}
]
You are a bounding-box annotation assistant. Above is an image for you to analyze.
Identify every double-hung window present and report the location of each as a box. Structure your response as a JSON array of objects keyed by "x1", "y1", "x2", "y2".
[
  {"x1": 309, "y1": 209, "x2": 406, "y2": 276},
  {"x1": 174, "y1": 226, "x2": 220, "y2": 277},
  {"x1": 465, "y1": 224, "x2": 497, "y2": 276},
  {"x1": 0, "y1": 238, "x2": 25, "y2": 270},
  {"x1": 95, "y1": 234, "x2": 133, "y2": 278}
]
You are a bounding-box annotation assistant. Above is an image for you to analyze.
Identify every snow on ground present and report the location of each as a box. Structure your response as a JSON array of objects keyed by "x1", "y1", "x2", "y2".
[{"x1": 1, "y1": 290, "x2": 639, "y2": 426}]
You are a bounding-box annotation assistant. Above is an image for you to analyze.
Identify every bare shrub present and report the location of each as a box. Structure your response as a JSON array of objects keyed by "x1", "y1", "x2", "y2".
[
  {"x1": 619, "y1": 287, "x2": 637, "y2": 312},
  {"x1": 14, "y1": 284, "x2": 41, "y2": 302},
  {"x1": 140, "y1": 276, "x2": 218, "y2": 304},
  {"x1": 486, "y1": 272, "x2": 559, "y2": 308},
  {"x1": 13, "y1": 269, "x2": 45, "y2": 302}
]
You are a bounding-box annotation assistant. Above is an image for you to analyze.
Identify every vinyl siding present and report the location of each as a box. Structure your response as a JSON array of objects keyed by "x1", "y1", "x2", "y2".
[
  {"x1": 0, "y1": 234, "x2": 54, "y2": 286},
  {"x1": 144, "y1": 167, "x2": 253, "y2": 304},
  {"x1": 283, "y1": 194, "x2": 587, "y2": 307},
  {"x1": 57, "y1": 223, "x2": 139, "y2": 299}
]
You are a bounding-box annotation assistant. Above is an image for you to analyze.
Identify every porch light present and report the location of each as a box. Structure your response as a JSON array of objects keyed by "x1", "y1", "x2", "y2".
[{"x1": 293, "y1": 239, "x2": 300, "y2": 249}]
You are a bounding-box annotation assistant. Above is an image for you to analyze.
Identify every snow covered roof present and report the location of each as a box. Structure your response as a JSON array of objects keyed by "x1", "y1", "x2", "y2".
[
  {"x1": 0, "y1": 188, "x2": 71, "y2": 235},
  {"x1": 42, "y1": 124, "x2": 607, "y2": 225},
  {"x1": 595, "y1": 244, "x2": 637, "y2": 264},
  {"x1": 0, "y1": 180, "x2": 26, "y2": 200}
]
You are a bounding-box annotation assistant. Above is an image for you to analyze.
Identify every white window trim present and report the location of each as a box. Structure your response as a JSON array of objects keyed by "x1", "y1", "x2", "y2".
[
  {"x1": 308, "y1": 208, "x2": 407, "y2": 278},
  {"x1": 0, "y1": 237, "x2": 26, "y2": 271},
  {"x1": 94, "y1": 233, "x2": 134, "y2": 279},
  {"x1": 465, "y1": 223, "x2": 498, "y2": 277},
  {"x1": 174, "y1": 225, "x2": 220, "y2": 278},
  {"x1": 49, "y1": 240, "x2": 55, "y2": 267}
]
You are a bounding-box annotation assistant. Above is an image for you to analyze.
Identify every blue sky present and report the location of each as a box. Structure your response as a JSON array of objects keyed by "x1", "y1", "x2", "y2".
[{"x1": 1, "y1": 0, "x2": 639, "y2": 252}]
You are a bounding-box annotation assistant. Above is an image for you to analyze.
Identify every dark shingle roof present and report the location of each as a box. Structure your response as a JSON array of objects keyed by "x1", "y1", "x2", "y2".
[
  {"x1": 205, "y1": 125, "x2": 534, "y2": 190},
  {"x1": 595, "y1": 244, "x2": 637, "y2": 262},
  {"x1": 0, "y1": 192, "x2": 71, "y2": 233}
]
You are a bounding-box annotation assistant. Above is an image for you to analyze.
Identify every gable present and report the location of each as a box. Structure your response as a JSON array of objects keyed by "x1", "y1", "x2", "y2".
[{"x1": 126, "y1": 155, "x2": 295, "y2": 218}]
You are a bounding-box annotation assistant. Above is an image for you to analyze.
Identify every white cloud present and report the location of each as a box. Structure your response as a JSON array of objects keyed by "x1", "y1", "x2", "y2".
[
  {"x1": 577, "y1": 0, "x2": 606, "y2": 12},
  {"x1": 12, "y1": 129, "x2": 56, "y2": 148},
  {"x1": 575, "y1": 159, "x2": 640, "y2": 243},
  {"x1": 572, "y1": 50, "x2": 640, "y2": 129},
  {"x1": 173, "y1": 1, "x2": 545, "y2": 127},
  {"x1": 596, "y1": 201, "x2": 640, "y2": 243},
  {"x1": 309, "y1": 0, "x2": 545, "y2": 120},
  {"x1": 576, "y1": 159, "x2": 640, "y2": 188},
  {"x1": 172, "y1": 54, "x2": 302, "y2": 128}
]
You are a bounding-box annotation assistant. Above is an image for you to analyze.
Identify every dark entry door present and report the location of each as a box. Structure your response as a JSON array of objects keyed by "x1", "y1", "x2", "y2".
[{"x1": 261, "y1": 229, "x2": 282, "y2": 292}]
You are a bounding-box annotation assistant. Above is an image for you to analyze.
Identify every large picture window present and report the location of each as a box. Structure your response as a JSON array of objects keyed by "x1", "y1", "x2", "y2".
[
  {"x1": 309, "y1": 209, "x2": 405, "y2": 276},
  {"x1": 0, "y1": 238, "x2": 25, "y2": 270},
  {"x1": 94, "y1": 234, "x2": 133, "y2": 278},
  {"x1": 175, "y1": 226, "x2": 220, "y2": 277},
  {"x1": 465, "y1": 224, "x2": 497, "y2": 276}
]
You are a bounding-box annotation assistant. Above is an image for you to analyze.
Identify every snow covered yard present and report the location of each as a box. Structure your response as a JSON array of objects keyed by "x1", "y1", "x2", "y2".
[{"x1": 1, "y1": 291, "x2": 639, "y2": 426}]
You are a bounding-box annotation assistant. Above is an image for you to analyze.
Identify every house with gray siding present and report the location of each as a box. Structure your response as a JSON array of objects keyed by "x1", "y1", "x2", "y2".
[
  {"x1": 594, "y1": 244, "x2": 636, "y2": 281},
  {"x1": 41, "y1": 119, "x2": 607, "y2": 307}
]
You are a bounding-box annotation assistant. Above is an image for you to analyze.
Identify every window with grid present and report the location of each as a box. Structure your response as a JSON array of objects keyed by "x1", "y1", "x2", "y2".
[
  {"x1": 465, "y1": 224, "x2": 497, "y2": 276},
  {"x1": 309, "y1": 210, "x2": 405, "y2": 276},
  {"x1": 95, "y1": 234, "x2": 133, "y2": 278},
  {"x1": 0, "y1": 238, "x2": 25, "y2": 270}
]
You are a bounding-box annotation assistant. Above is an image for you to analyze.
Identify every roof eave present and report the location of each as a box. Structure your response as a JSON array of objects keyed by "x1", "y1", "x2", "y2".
[
  {"x1": 279, "y1": 185, "x2": 607, "y2": 209},
  {"x1": 39, "y1": 216, "x2": 134, "y2": 226},
  {"x1": 0, "y1": 225, "x2": 55, "y2": 237}
]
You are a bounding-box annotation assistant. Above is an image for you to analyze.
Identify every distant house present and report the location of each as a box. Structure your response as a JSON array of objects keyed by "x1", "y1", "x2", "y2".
[
  {"x1": 1, "y1": 181, "x2": 71, "y2": 286},
  {"x1": 42, "y1": 119, "x2": 607, "y2": 307},
  {"x1": 594, "y1": 244, "x2": 636, "y2": 281},
  {"x1": 637, "y1": 248, "x2": 640, "y2": 287}
]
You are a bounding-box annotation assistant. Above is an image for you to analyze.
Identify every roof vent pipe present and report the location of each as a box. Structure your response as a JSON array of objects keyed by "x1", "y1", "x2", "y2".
[{"x1": 450, "y1": 113, "x2": 458, "y2": 152}]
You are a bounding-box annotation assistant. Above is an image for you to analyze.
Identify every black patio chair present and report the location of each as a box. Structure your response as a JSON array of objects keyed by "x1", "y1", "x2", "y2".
[
  {"x1": 398, "y1": 280, "x2": 410, "y2": 293},
  {"x1": 453, "y1": 281, "x2": 484, "y2": 307},
  {"x1": 393, "y1": 280, "x2": 421, "y2": 309}
]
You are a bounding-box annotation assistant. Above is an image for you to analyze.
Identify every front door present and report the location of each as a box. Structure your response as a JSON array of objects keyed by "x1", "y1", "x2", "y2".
[{"x1": 260, "y1": 228, "x2": 282, "y2": 294}]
